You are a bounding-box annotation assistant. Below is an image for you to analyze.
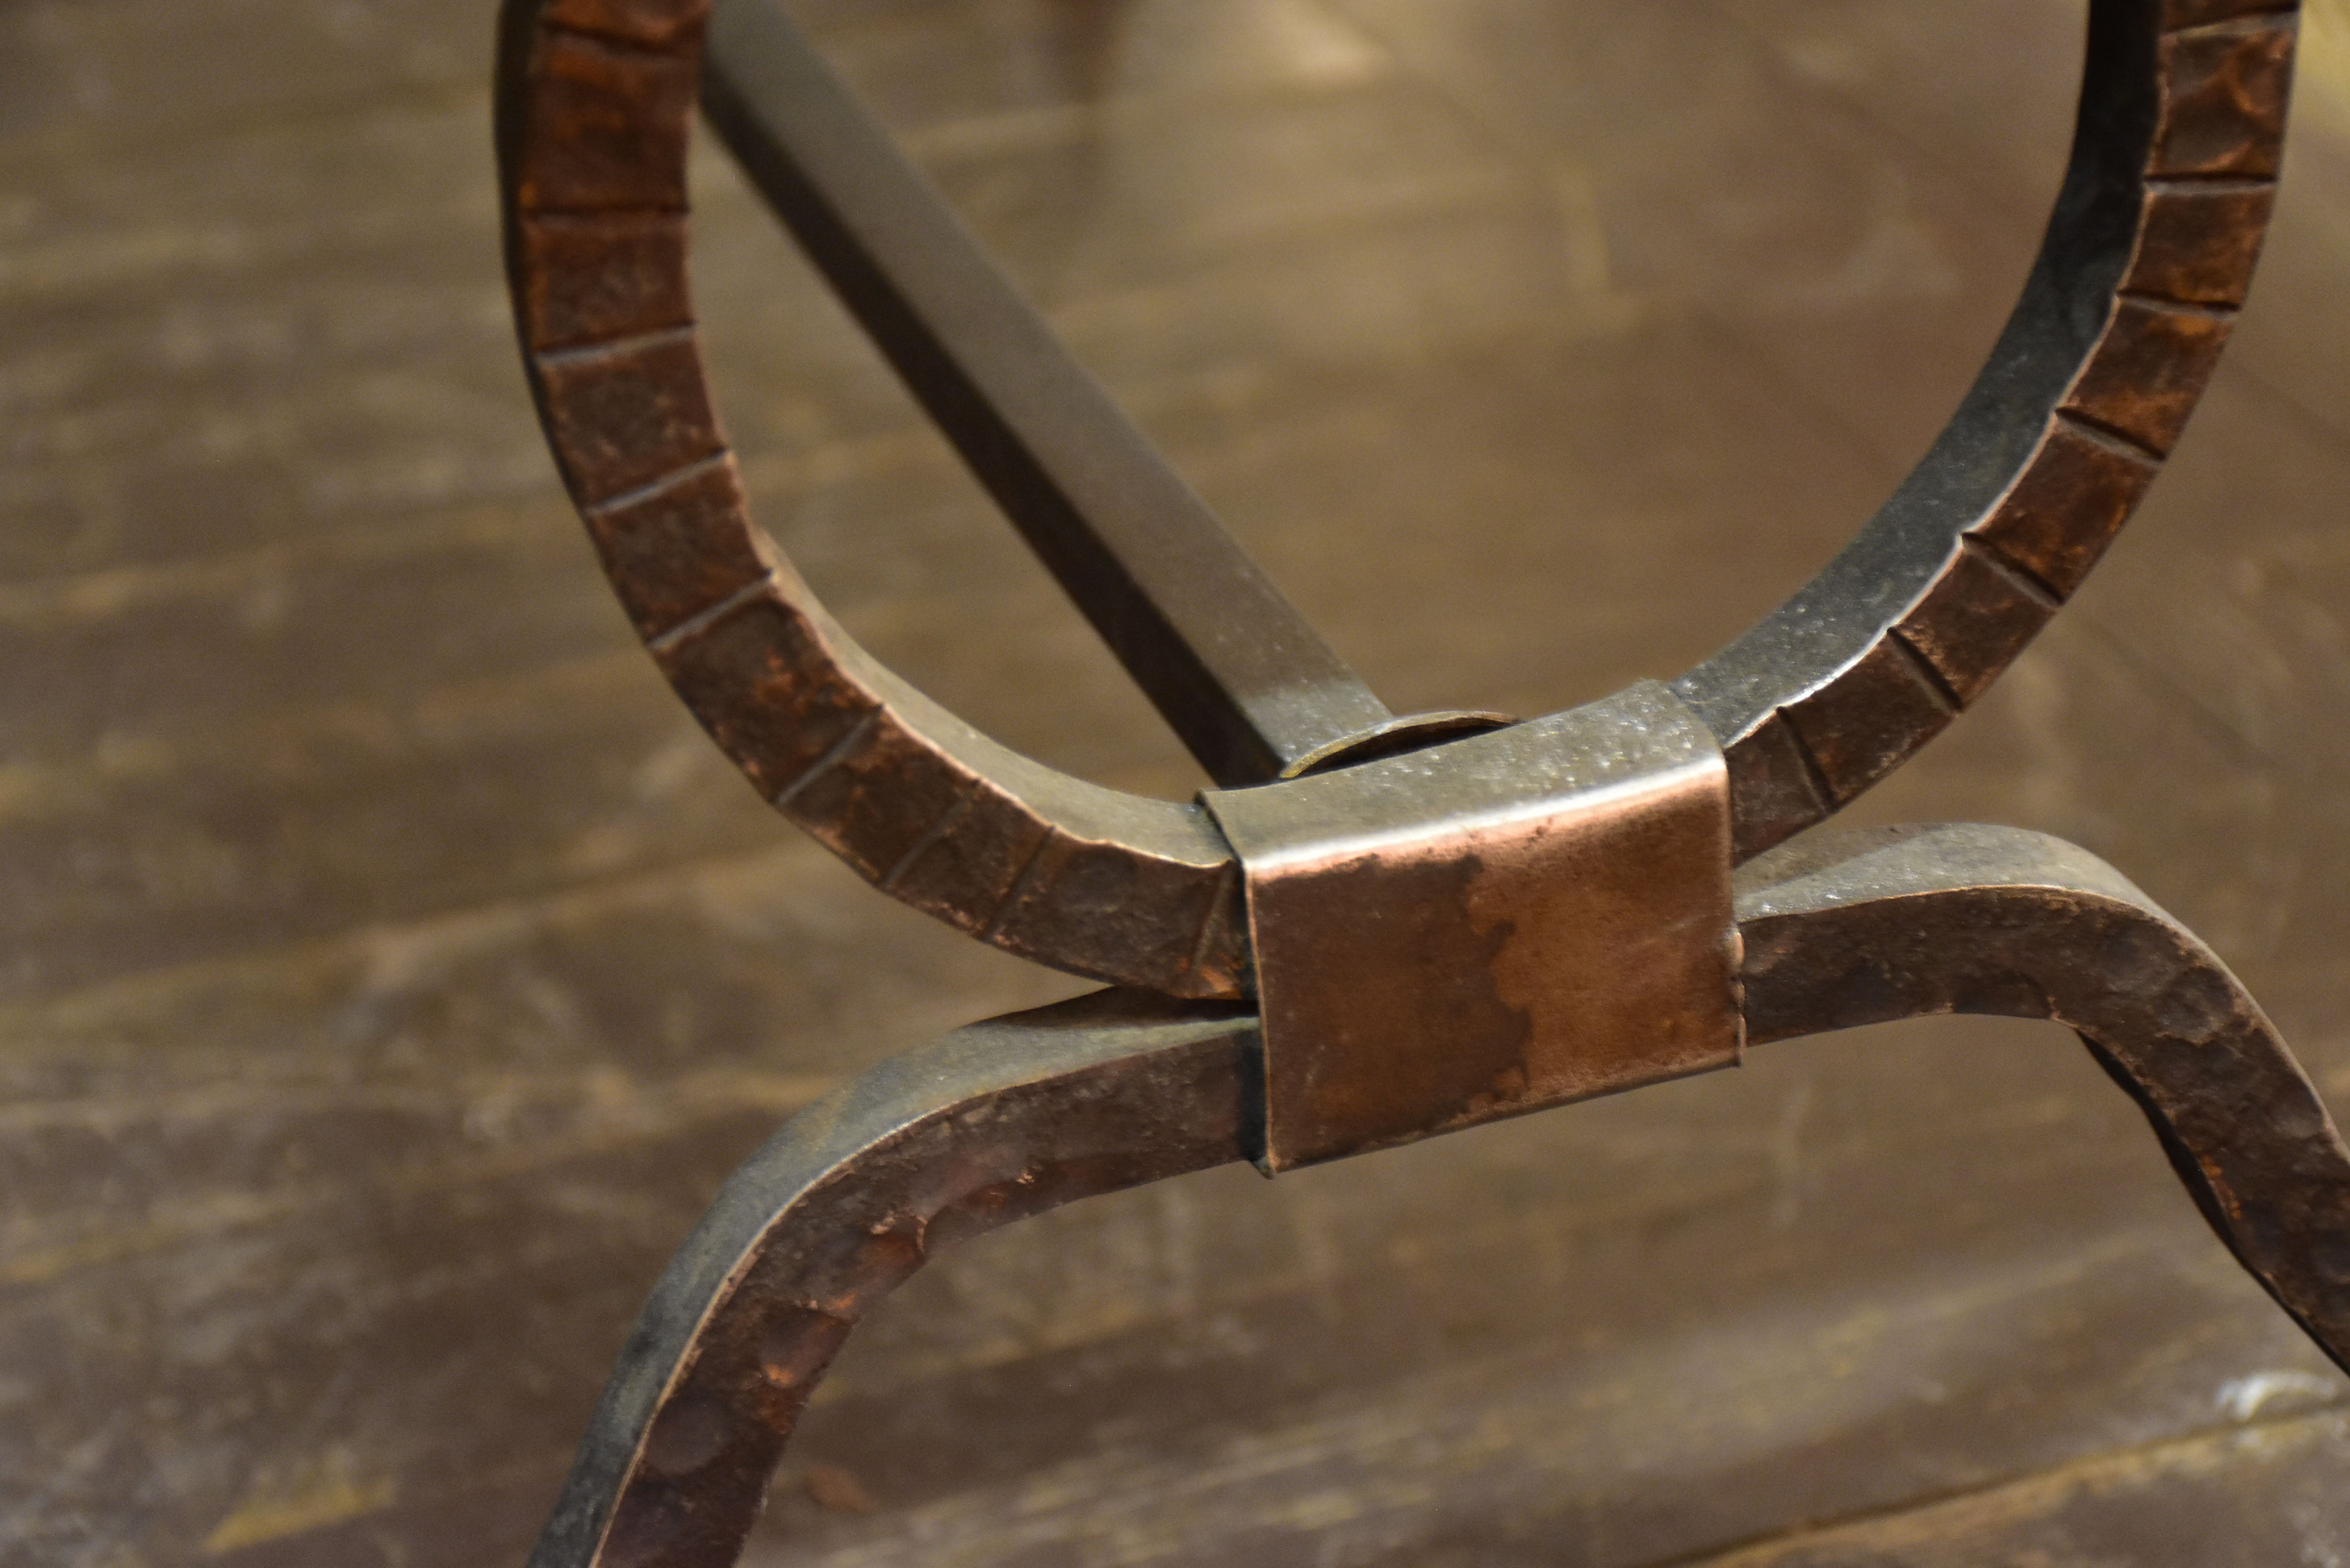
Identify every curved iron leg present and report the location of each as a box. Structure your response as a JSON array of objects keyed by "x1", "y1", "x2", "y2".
[
  {"x1": 536, "y1": 824, "x2": 2350, "y2": 1567},
  {"x1": 528, "y1": 990, "x2": 1256, "y2": 1568},
  {"x1": 1739, "y1": 822, "x2": 2350, "y2": 1374}
]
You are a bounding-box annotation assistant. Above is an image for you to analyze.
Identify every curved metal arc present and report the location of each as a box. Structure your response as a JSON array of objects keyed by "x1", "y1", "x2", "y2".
[
  {"x1": 497, "y1": 0, "x2": 2290, "y2": 989},
  {"x1": 698, "y1": 0, "x2": 1398, "y2": 788},
  {"x1": 528, "y1": 990, "x2": 1258, "y2": 1568},
  {"x1": 493, "y1": 0, "x2": 1252, "y2": 998},
  {"x1": 531, "y1": 824, "x2": 2350, "y2": 1568},
  {"x1": 1678, "y1": 0, "x2": 2295, "y2": 858}
]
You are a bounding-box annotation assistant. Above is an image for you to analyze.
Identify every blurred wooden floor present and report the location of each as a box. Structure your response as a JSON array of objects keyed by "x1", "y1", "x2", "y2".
[{"x1": 7, "y1": 1, "x2": 2350, "y2": 1563}]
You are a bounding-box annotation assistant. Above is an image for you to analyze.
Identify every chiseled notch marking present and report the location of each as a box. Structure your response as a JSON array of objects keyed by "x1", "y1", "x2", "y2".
[
  {"x1": 541, "y1": 17, "x2": 699, "y2": 55},
  {"x1": 647, "y1": 571, "x2": 778, "y2": 654},
  {"x1": 2116, "y1": 289, "x2": 2241, "y2": 321},
  {"x1": 1959, "y1": 533, "x2": 2065, "y2": 612},
  {"x1": 773, "y1": 710, "x2": 885, "y2": 812},
  {"x1": 1886, "y1": 626, "x2": 1964, "y2": 715},
  {"x1": 2053, "y1": 406, "x2": 2168, "y2": 466},
  {"x1": 2142, "y1": 173, "x2": 2279, "y2": 193},
  {"x1": 532, "y1": 322, "x2": 699, "y2": 372},
  {"x1": 2161, "y1": 7, "x2": 2300, "y2": 39},
  {"x1": 1773, "y1": 709, "x2": 1840, "y2": 815},
  {"x1": 585, "y1": 449, "x2": 731, "y2": 518},
  {"x1": 981, "y1": 832, "x2": 1060, "y2": 943},
  {"x1": 1188, "y1": 858, "x2": 1242, "y2": 983},
  {"x1": 880, "y1": 785, "x2": 980, "y2": 891}
]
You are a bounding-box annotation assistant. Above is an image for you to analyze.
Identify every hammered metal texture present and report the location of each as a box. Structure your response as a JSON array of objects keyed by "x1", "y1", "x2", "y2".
[
  {"x1": 1205, "y1": 683, "x2": 1737, "y2": 1170},
  {"x1": 528, "y1": 827, "x2": 2350, "y2": 1568},
  {"x1": 497, "y1": 0, "x2": 2298, "y2": 986}
]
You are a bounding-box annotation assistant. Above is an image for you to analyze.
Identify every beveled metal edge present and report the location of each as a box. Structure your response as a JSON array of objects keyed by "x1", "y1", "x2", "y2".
[
  {"x1": 492, "y1": 0, "x2": 1248, "y2": 999},
  {"x1": 1740, "y1": 821, "x2": 2350, "y2": 1371},
  {"x1": 493, "y1": 0, "x2": 2292, "y2": 990},
  {"x1": 1207, "y1": 683, "x2": 1740, "y2": 1171},
  {"x1": 523, "y1": 988, "x2": 1258, "y2": 1568},
  {"x1": 698, "y1": 0, "x2": 1402, "y2": 789},
  {"x1": 526, "y1": 822, "x2": 2350, "y2": 1568},
  {"x1": 1677, "y1": 0, "x2": 2298, "y2": 859}
]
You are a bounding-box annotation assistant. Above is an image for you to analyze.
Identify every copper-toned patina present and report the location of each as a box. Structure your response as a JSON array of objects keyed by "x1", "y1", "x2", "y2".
[
  {"x1": 1204, "y1": 683, "x2": 1738, "y2": 1171},
  {"x1": 491, "y1": 1, "x2": 2344, "y2": 1564}
]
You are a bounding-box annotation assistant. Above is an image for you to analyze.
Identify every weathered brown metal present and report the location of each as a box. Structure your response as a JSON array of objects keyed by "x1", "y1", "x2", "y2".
[
  {"x1": 523, "y1": 828, "x2": 2350, "y2": 1568},
  {"x1": 699, "y1": 0, "x2": 1396, "y2": 788},
  {"x1": 1205, "y1": 683, "x2": 1738, "y2": 1171},
  {"x1": 1674, "y1": 1, "x2": 2296, "y2": 858},
  {"x1": 1738, "y1": 824, "x2": 2350, "y2": 1364},
  {"x1": 496, "y1": 0, "x2": 1248, "y2": 999},
  {"x1": 525, "y1": 990, "x2": 1257, "y2": 1568},
  {"x1": 496, "y1": 0, "x2": 2297, "y2": 992},
  {"x1": 489, "y1": 1, "x2": 2342, "y2": 1562}
]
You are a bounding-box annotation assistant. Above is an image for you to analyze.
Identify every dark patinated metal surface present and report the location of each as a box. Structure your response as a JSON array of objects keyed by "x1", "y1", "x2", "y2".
[
  {"x1": 1738, "y1": 823, "x2": 2350, "y2": 1373},
  {"x1": 496, "y1": 0, "x2": 2297, "y2": 991},
  {"x1": 527, "y1": 826, "x2": 2350, "y2": 1568},
  {"x1": 1674, "y1": 1, "x2": 2298, "y2": 858},
  {"x1": 700, "y1": 0, "x2": 1395, "y2": 789},
  {"x1": 487, "y1": 2, "x2": 2345, "y2": 1564},
  {"x1": 496, "y1": 0, "x2": 1249, "y2": 999},
  {"x1": 526, "y1": 991, "x2": 1258, "y2": 1568},
  {"x1": 1205, "y1": 683, "x2": 1738, "y2": 1171},
  {"x1": 24, "y1": 1, "x2": 2350, "y2": 1559}
]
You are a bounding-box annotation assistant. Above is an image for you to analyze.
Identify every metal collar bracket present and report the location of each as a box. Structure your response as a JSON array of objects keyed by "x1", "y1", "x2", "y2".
[{"x1": 1203, "y1": 682, "x2": 1743, "y2": 1172}]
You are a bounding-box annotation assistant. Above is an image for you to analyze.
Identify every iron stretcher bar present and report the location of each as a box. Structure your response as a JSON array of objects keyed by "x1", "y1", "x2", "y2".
[{"x1": 700, "y1": 0, "x2": 1396, "y2": 787}]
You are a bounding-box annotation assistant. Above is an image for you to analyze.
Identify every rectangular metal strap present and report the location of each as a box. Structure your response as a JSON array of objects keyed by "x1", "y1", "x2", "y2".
[{"x1": 1203, "y1": 682, "x2": 1742, "y2": 1171}]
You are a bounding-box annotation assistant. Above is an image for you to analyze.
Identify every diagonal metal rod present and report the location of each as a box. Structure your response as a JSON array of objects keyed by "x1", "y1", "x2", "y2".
[{"x1": 700, "y1": 0, "x2": 1395, "y2": 788}]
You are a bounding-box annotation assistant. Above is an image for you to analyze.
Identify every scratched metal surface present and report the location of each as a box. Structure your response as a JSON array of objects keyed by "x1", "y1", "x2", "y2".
[{"x1": 6, "y1": 1, "x2": 2350, "y2": 1564}]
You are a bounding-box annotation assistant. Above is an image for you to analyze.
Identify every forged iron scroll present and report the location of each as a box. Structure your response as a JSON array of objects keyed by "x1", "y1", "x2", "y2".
[
  {"x1": 526, "y1": 828, "x2": 2350, "y2": 1568},
  {"x1": 1205, "y1": 683, "x2": 1740, "y2": 1171},
  {"x1": 494, "y1": 0, "x2": 2295, "y2": 991}
]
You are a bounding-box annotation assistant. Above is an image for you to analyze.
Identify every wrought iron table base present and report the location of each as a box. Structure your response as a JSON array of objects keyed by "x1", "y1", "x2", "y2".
[
  {"x1": 528, "y1": 824, "x2": 2350, "y2": 1568},
  {"x1": 487, "y1": 0, "x2": 2345, "y2": 1560}
]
